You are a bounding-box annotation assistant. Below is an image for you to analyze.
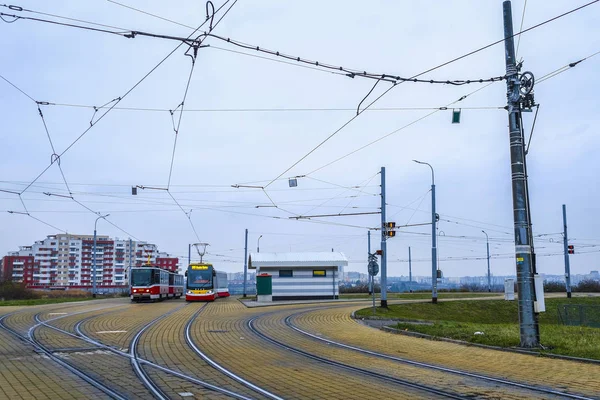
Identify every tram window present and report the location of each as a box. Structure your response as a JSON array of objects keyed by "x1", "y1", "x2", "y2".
[{"x1": 279, "y1": 270, "x2": 293, "y2": 278}]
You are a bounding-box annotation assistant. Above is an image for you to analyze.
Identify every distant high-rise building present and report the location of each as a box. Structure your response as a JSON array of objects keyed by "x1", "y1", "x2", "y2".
[{"x1": 3, "y1": 234, "x2": 177, "y2": 288}]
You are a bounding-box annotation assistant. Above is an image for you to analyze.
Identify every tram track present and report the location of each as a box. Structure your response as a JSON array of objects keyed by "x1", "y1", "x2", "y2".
[
  {"x1": 64, "y1": 302, "x2": 258, "y2": 399},
  {"x1": 247, "y1": 314, "x2": 465, "y2": 400},
  {"x1": 284, "y1": 310, "x2": 595, "y2": 400},
  {"x1": 184, "y1": 304, "x2": 285, "y2": 400},
  {"x1": 0, "y1": 306, "x2": 128, "y2": 400}
]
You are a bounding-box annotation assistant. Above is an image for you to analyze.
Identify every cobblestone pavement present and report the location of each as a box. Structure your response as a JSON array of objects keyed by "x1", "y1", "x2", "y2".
[{"x1": 1, "y1": 296, "x2": 599, "y2": 399}]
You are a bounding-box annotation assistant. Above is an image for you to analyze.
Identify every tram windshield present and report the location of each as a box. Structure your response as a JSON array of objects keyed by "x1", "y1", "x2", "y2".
[
  {"x1": 131, "y1": 268, "x2": 153, "y2": 286},
  {"x1": 187, "y1": 265, "x2": 213, "y2": 289}
]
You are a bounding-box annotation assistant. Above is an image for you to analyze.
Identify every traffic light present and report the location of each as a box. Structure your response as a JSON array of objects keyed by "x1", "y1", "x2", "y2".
[
  {"x1": 568, "y1": 245, "x2": 574, "y2": 255},
  {"x1": 385, "y1": 222, "x2": 396, "y2": 229},
  {"x1": 387, "y1": 231, "x2": 396, "y2": 237}
]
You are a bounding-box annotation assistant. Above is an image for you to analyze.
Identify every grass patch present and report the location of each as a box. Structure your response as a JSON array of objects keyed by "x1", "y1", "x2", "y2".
[
  {"x1": 341, "y1": 292, "x2": 499, "y2": 300},
  {"x1": 356, "y1": 296, "x2": 600, "y2": 360},
  {"x1": 0, "y1": 297, "x2": 96, "y2": 307}
]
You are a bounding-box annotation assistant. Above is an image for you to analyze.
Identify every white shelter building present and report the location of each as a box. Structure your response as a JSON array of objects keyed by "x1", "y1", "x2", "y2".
[{"x1": 248, "y1": 252, "x2": 348, "y2": 300}]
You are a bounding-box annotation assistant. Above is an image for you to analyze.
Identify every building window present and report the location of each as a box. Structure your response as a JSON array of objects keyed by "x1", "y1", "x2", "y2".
[
  {"x1": 313, "y1": 270, "x2": 327, "y2": 277},
  {"x1": 279, "y1": 270, "x2": 293, "y2": 278}
]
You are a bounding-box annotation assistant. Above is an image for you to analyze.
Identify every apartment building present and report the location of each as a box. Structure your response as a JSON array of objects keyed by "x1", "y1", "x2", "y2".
[{"x1": 2, "y1": 234, "x2": 177, "y2": 288}]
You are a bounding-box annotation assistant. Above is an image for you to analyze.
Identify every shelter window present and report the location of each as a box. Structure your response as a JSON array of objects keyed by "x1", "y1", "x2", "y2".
[{"x1": 279, "y1": 270, "x2": 293, "y2": 278}]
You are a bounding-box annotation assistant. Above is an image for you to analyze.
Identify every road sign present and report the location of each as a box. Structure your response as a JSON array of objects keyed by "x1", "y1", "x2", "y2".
[{"x1": 368, "y1": 260, "x2": 379, "y2": 276}]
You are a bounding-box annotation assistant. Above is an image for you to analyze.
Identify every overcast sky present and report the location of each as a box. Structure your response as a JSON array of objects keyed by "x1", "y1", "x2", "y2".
[{"x1": 1, "y1": 0, "x2": 599, "y2": 278}]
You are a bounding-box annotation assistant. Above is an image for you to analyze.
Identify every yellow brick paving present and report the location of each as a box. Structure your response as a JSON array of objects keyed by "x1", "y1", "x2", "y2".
[
  {"x1": 138, "y1": 301, "x2": 264, "y2": 399},
  {"x1": 253, "y1": 308, "x2": 553, "y2": 399},
  {"x1": 191, "y1": 298, "x2": 443, "y2": 400},
  {"x1": 0, "y1": 320, "x2": 109, "y2": 399},
  {"x1": 30, "y1": 325, "x2": 156, "y2": 399},
  {"x1": 293, "y1": 304, "x2": 600, "y2": 399},
  {"x1": 80, "y1": 299, "x2": 184, "y2": 351}
]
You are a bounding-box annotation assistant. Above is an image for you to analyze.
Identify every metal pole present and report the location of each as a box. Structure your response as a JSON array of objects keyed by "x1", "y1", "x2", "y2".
[
  {"x1": 92, "y1": 213, "x2": 109, "y2": 298},
  {"x1": 380, "y1": 167, "x2": 388, "y2": 308},
  {"x1": 483, "y1": 230, "x2": 491, "y2": 292},
  {"x1": 432, "y1": 178, "x2": 437, "y2": 303},
  {"x1": 408, "y1": 246, "x2": 412, "y2": 293},
  {"x1": 128, "y1": 238, "x2": 132, "y2": 275},
  {"x1": 563, "y1": 204, "x2": 572, "y2": 298},
  {"x1": 368, "y1": 231, "x2": 372, "y2": 294},
  {"x1": 257, "y1": 235, "x2": 262, "y2": 253},
  {"x1": 243, "y1": 228, "x2": 248, "y2": 297},
  {"x1": 188, "y1": 243, "x2": 191, "y2": 266},
  {"x1": 503, "y1": 0, "x2": 539, "y2": 347},
  {"x1": 93, "y1": 228, "x2": 97, "y2": 298},
  {"x1": 413, "y1": 160, "x2": 437, "y2": 303}
]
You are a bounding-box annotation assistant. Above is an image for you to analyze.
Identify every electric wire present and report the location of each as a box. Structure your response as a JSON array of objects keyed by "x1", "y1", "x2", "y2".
[
  {"x1": 2, "y1": 74, "x2": 144, "y2": 241},
  {"x1": 259, "y1": 0, "x2": 600, "y2": 184},
  {"x1": 167, "y1": 58, "x2": 196, "y2": 189},
  {"x1": 515, "y1": 0, "x2": 528, "y2": 58},
  {"x1": 13, "y1": 0, "x2": 232, "y2": 196},
  {"x1": 36, "y1": 102, "x2": 506, "y2": 113},
  {"x1": 106, "y1": 0, "x2": 196, "y2": 30},
  {"x1": 536, "y1": 49, "x2": 600, "y2": 84}
]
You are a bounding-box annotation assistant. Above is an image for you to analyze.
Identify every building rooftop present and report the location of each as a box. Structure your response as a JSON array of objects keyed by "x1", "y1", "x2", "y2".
[{"x1": 248, "y1": 252, "x2": 348, "y2": 269}]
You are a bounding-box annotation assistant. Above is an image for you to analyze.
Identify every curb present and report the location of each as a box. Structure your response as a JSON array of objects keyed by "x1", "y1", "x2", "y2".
[{"x1": 378, "y1": 324, "x2": 600, "y2": 365}]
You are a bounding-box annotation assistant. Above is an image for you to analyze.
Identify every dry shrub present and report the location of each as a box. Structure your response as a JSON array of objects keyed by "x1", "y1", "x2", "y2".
[{"x1": 0, "y1": 282, "x2": 41, "y2": 300}]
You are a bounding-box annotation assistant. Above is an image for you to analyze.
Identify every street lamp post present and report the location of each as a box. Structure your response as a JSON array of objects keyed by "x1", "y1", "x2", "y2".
[
  {"x1": 92, "y1": 213, "x2": 110, "y2": 298},
  {"x1": 482, "y1": 230, "x2": 491, "y2": 292},
  {"x1": 257, "y1": 235, "x2": 263, "y2": 253},
  {"x1": 413, "y1": 160, "x2": 437, "y2": 304}
]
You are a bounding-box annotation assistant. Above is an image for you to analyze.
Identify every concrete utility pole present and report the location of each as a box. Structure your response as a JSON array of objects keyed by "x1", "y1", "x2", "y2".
[
  {"x1": 380, "y1": 167, "x2": 388, "y2": 308},
  {"x1": 414, "y1": 160, "x2": 437, "y2": 304},
  {"x1": 562, "y1": 205, "x2": 572, "y2": 298},
  {"x1": 482, "y1": 230, "x2": 491, "y2": 292},
  {"x1": 368, "y1": 230, "x2": 372, "y2": 295},
  {"x1": 92, "y1": 213, "x2": 109, "y2": 298},
  {"x1": 503, "y1": 0, "x2": 539, "y2": 347},
  {"x1": 243, "y1": 228, "x2": 248, "y2": 298},
  {"x1": 408, "y1": 246, "x2": 412, "y2": 293}
]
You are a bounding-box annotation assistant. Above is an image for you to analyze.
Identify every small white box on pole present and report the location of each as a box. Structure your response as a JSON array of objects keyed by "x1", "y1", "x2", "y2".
[
  {"x1": 534, "y1": 274, "x2": 545, "y2": 313},
  {"x1": 504, "y1": 278, "x2": 515, "y2": 300}
]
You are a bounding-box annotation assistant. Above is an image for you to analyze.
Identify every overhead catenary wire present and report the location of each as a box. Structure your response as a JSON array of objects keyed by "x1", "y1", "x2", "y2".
[
  {"x1": 8, "y1": 0, "x2": 233, "y2": 196},
  {"x1": 515, "y1": 0, "x2": 528, "y2": 58},
  {"x1": 32, "y1": 102, "x2": 507, "y2": 113},
  {"x1": 256, "y1": 0, "x2": 600, "y2": 185}
]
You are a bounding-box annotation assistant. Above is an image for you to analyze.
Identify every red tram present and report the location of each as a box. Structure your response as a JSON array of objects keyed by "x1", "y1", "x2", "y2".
[{"x1": 130, "y1": 265, "x2": 184, "y2": 302}]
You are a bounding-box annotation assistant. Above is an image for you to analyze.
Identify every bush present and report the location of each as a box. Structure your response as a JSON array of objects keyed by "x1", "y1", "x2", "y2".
[
  {"x1": 544, "y1": 281, "x2": 566, "y2": 292},
  {"x1": 40, "y1": 289, "x2": 92, "y2": 299},
  {"x1": 0, "y1": 282, "x2": 41, "y2": 300},
  {"x1": 574, "y1": 279, "x2": 600, "y2": 293},
  {"x1": 340, "y1": 283, "x2": 380, "y2": 293}
]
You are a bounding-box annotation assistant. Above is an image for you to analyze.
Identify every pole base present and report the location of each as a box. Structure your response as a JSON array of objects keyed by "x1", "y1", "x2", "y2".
[
  {"x1": 243, "y1": 294, "x2": 247, "y2": 298},
  {"x1": 432, "y1": 297, "x2": 437, "y2": 304},
  {"x1": 92, "y1": 294, "x2": 96, "y2": 298},
  {"x1": 380, "y1": 300, "x2": 388, "y2": 308},
  {"x1": 567, "y1": 292, "x2": 572, "y2": 298}
]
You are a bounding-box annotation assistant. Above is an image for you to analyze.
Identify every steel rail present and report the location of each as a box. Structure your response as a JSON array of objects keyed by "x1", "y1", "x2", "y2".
[
  {"x1": 0, "y1": 311, "x2": 127, "y2": 400},
  {"x1": 129, "y1": 303, "x2": 189, "y2": 400},
  {"x1": 247, "y1": 316, "x2": 463, "y2": 400},
  {"x1": 72, "y1": 304, "x2": 255, "y2": 400},
  {"x1": 284, "y1": 310, "x2": 595, "y2": 400},
  {"x1": 184, "y1": 304, "x2": 285, "y2": 400}
]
